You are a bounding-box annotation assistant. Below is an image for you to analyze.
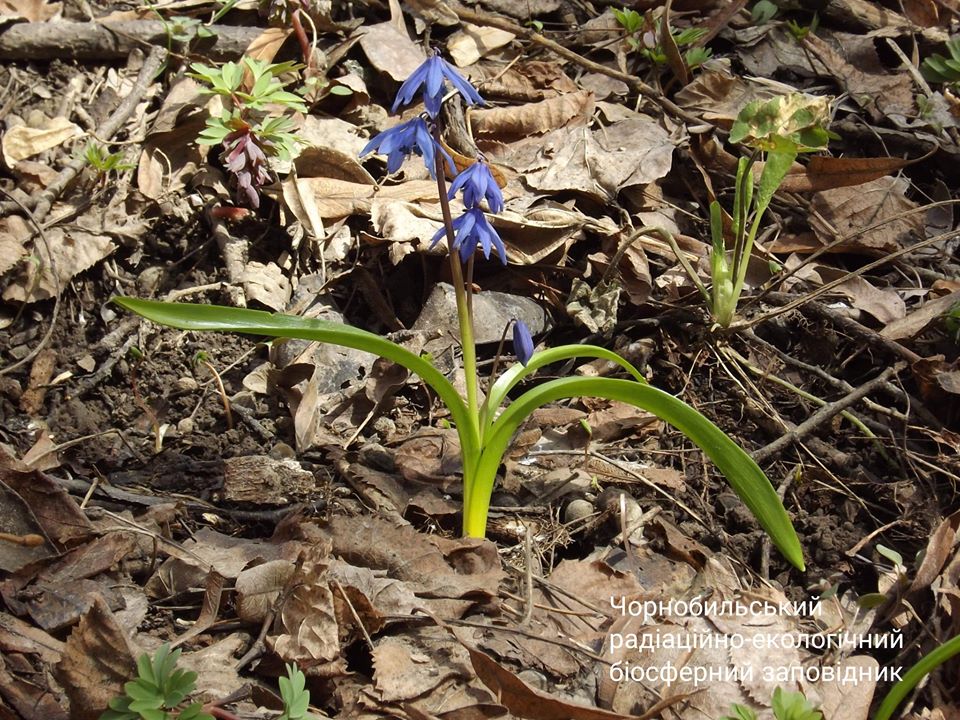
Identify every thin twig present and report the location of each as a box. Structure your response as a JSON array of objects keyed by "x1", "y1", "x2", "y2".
[
  {"x1": 752, "y1": 362, "x2": 907, "y2": 464},
  {"x1": 453, "y1": 7, "x2": 700, "y2": 125}
]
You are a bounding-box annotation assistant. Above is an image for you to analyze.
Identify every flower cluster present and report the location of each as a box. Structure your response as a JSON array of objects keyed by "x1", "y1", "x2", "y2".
[{"x1": 360, "y1": 53, "x2": 508, "y2": 266}]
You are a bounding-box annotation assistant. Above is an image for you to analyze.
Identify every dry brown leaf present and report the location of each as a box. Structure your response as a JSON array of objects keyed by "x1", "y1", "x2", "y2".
[
  {"x1": 53, "y1": 597, "x2": 137, "y2": 720},
  {"x1": 0, "y1": 447, "x2": 92, "y2": 547},
  {"x1": 283, "y1": 177, "x2": 437, "y2": 220},
  {"x1": 0, "y1": 0, "x2": 61, "y2": 22},
  {"x1": 818, "y1": 656, "x2": 879, "y2": 720},
  {"x1": 236, "y1": 559, "x2": 296, "y2": 623},
  {"x1": 0, "y1": 481, "x2": 54, "y2": 573},
  {"x1": 244, "y1": 26, "x2": 292, "y2": 64},
  {"x1": 402, "y1": 0, "x2": 458, "y2": 25},
  {"x1": 471, "y1": 60, "x2": 578, "y2": 102},
  {"x1": 241, "y1": 260, "x2": 292, "y2": 312},
  {"x1": 270, "y1": 551, "x2": 343, "y2": 670},
  {"x1": 461, "y1": 635, "x2": 648, "y2": 720},
  {"x1": 805, "y1": 34, "x2": 915, "y2": 122},
  {"x1": 370, "y1": 198, "x2": 444, "y2": 259},
  {"x1": 2, "y1": 225, "x2": 114, "y2": 303},
  {"x1": 137, "y1": 115, "x2": 208, "y2": 199},
  {"x1": 779, "y1": 156, "x2": 916, "y2": 193},
  {"x1": 527, "y1": 117, "x2": 673, "y2": 201},
  {"x1": 908, "y1": 510, "x2": 960, "y2": 595},
  {"x1": 881, "y1": 290, "x2": 960, "y2": 340},
  {"x1": 901, "y1": 0, "x2": 938, "y2": 26},
  {"x1": 0, "y1": 217, "x2": 30, "y2": 276},
  {"x1": 358, "y1": 22, "x2": 426, "y2": 84},
  {"x1": 472, "y1": 91, "x2": 595, "y2": 138},
  {"x1": 145, "y1": 526, "x2": 298, "y2": 597},
  {"x1": 2, "y1": 116, "x2": 81, "y2": 166},
  {"x1": 177, "y1": 634, "x2": 248, "y2": 702},
  {"x1": 448, "y1": 23, "x2": 515, "y2": 67},
  {"x1": 373, "y1": 635, "x2": 468, "y2": 702},
  {"x1": 809, "y1": 176, "x2": 922, "y2": 256},
  {"x1": 326, "y1": 515, "x2": 503, "y2": 617}
]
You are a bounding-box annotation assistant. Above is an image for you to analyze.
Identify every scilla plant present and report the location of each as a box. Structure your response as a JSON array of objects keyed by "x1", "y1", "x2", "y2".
[{"x1": 114, "y1": 51, "x2": 804, "y2": 570}]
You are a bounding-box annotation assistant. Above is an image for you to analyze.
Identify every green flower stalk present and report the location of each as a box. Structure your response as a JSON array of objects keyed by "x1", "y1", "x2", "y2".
[{"x1": 114, "y1": 50, "x2": 806, "y2": 571}]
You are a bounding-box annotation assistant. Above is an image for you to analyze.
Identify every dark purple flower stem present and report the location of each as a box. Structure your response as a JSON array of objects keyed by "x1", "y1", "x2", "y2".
[
  {"x1": 290, "y1": 9, "x2": 313, "y2": 72},
  {"x1": 432, "y1": 124, "x2": 480, "y2": 429}
]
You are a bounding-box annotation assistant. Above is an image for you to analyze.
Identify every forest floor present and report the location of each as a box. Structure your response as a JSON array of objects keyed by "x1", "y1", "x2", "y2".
[{"x1": 1, "y1": 1, "x2": 959, "y2": 719}]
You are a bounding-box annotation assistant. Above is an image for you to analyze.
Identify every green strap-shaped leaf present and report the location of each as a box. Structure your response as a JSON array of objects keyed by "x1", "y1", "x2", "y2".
[
  {"x1": 111, "y1": 298, "x2": 478, "y2": 460},
  {"x1": 481, "y1": 345, "x2": 646, "y2": 431},
  {"x1": 475, "y1": 376, "x2": 804, "y2": 570}
]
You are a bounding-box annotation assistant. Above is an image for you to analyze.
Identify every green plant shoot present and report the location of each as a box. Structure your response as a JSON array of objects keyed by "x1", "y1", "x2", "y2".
[
  {"x1": 278, "y1": 662, "x2": 311, "y2": 720},
  {"x1": 100, "y1": 643, "x2": 211, "y2": 720},
  {"x1": 698, "y1": 93, "x2": 835, "y2": 328}
]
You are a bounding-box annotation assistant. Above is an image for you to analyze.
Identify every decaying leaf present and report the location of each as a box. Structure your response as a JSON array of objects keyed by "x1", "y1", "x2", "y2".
[
  {"x1": 0, "y1": 0, "x2": 61, "y2": 22},
  {"x1": 527, "y1": 116, "x2": 673, "y2": 201},
  {"x1": 472, "y1": 90, "x2": 595, "y2": 138},
  {"x1": 53, "y1": 597, "x2": 137, "y2": 720},
  {"x1": 808, "y1": 176, "x2": 922, "y2": 256},
  {"x1": 2, "y1": 116, "x2": 80, "y2": 167},
  {"x1": 447, "y1": 23, "x2": 515, "y2": 67},
  {"x1": 358, "y1": 22, "x2": 425, "y2": 83}
]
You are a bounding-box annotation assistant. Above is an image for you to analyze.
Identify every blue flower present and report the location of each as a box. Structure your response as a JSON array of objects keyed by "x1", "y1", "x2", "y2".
[
  {"x1": 392, "y1": 55, "x2": 484, "y2": 118},
  {"x1": 431, "y1": 207, "x2": 507, "y2": 265},
  {"x1": 513, "y1": 320, "x2": 534, "y2": 366},
  {"x1": 448, "y1": 160, "x2": 503, "y2": 213},
  {"x1": 360, "y1": 117, "x2": 454, "y2": 177}
]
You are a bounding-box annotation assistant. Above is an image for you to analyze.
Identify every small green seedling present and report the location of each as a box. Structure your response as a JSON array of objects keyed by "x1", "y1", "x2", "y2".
[
  {"x1": 751, "y1": 0, "x2": 779, "y2": 24},
  {"x1": 613, "y1": 8, "x2": 712, "y2": 70},
  {"x1": 786, "y1": 12, "x2": 819, "y2": 42},
  {"x1": 84, "y1": 142, "x2": 136, "y2": 176},
  {"x1": 723, "y1": 687, "x2": 822, "y2": 720},
  {"x1": 100, "y1": 644, "x2": 212, "y2": 720},
  {"x1": 189, "y1": 57, "x2": 306, "y2": 208},
  {"x1": 922, "y1": 37, "x2": 960, "y2": 87},
  {"x1": 944, "y1": 300, "x2": 960, "y2": 343},
  {"x1": 676, "y1": 93, "x2": 835, "y2": 328},
  {"x1": 278, "y1": 662, "x2": 311, "y2": 720}
]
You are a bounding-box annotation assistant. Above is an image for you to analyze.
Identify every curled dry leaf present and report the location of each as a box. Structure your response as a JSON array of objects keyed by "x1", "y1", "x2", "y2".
[
  {"x1": 53, "y1": 597, "x2": 137, "y2": 720},
  {"x1": 358, "y1": 22, "x2": 425, "y2": 83},
  {"x1": 472, "y1": 90, "x2": 595, "y2": 138},
  {"x1": 1, "y1": 115, "x2": 80, "y2": 166},
  {"x1": 447, "y1": 23, "x2": 515, "y2": 67}
]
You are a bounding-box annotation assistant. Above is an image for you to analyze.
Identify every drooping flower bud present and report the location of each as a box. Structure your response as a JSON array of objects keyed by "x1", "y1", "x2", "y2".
[{"x1": 513, "y1": 319, "x2": 534, "y2": 366}]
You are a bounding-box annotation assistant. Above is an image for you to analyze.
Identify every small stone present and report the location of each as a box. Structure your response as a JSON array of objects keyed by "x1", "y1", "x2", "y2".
[
  {"x1": 76, "y1": 354, "x2": 96, "y2": 373},
  {"x1": 371, "y1": 415, "x2": 396, "y2": 438},
  {"x1": 176, "y1": 377, "x2": 199, "y2": 392},
  {"x1": 564, "y1": 498, "x2": 595, "y2": 524},
  {"x1": 517, "y1": 670, "x2": 548, "y2": 690}
]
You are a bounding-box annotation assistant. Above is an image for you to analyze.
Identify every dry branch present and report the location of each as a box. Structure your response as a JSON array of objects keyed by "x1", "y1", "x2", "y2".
[{"x1": 0, "y1": 20, "x2": 261, "y2": 61}]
